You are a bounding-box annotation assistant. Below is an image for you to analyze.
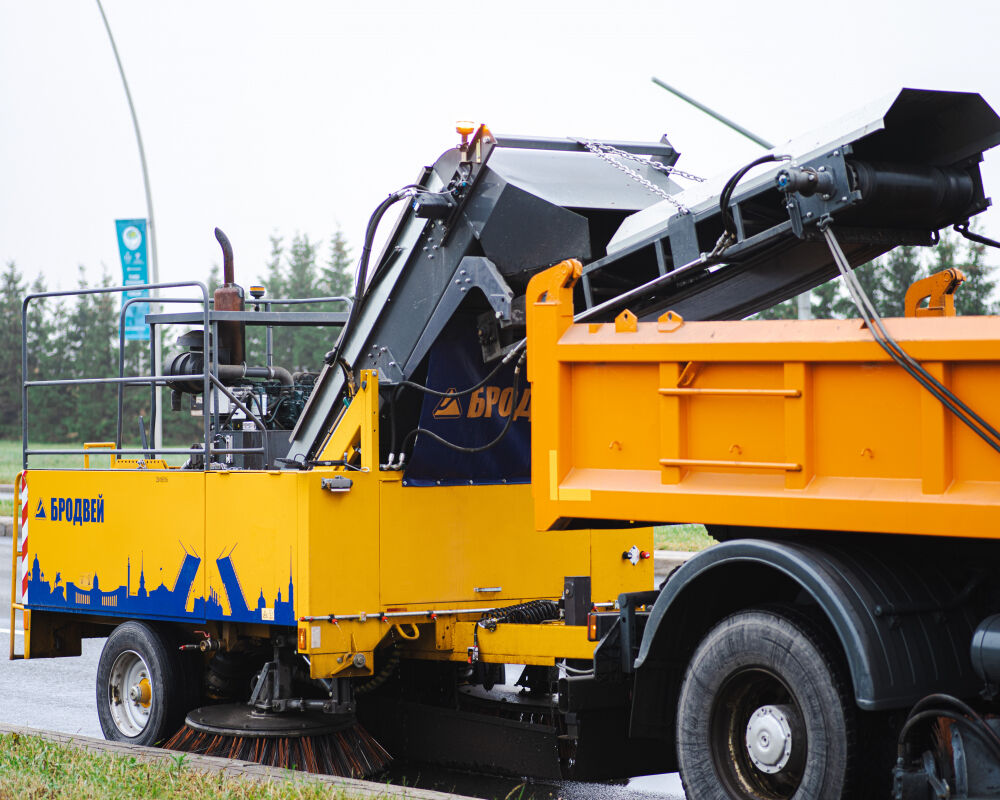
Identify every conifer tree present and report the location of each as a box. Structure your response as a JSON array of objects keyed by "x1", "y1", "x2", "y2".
[{"x1": 0, "y1": 262, "x2": 27, "y2": 439}]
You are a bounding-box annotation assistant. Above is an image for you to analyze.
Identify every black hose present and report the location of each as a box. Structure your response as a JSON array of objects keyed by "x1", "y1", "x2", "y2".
[
  {"x1": 324, "y1": 190, "x2": 411, "y2": 372},
  {"x1": 822, "y1": 223, "x2": 1000, "y2": 456},
  {"x1": 897, "y1": 708, "x2": 1000, "y2": 763},
  {"x1": 719, "y1": 154, "x2": 786, "y2": 240},
  {"x1": 395, "y1": 354, "x2": 513, "y2": 398},
  {"x1": 399, "y1": 352, "x2": 526, "y2": 459},
  {"x1": 955, "y1": 221, "x2": 1000, "y2": 250},
  {"x1": 324, "y1": 183, "x2": 452, "y2": 376},
  {"x1": 907, "y1": 693, "x2": 1000, "y2": 754}
]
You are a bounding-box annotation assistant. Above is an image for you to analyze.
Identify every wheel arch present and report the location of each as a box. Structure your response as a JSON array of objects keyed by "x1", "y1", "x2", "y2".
[{"x1": 630, "y1": 537, "x2": 983, "y2": 741}]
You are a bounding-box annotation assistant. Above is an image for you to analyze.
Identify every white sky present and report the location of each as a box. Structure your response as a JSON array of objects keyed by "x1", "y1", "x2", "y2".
[{"x1": 2, "y1": 0, "x2": 1000, "y2": 293}]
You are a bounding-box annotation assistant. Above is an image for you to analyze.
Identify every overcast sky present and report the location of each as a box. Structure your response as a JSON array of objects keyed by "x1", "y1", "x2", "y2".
[{"x1": 2, "y1": 0, "x2": 999, "y2": 294}]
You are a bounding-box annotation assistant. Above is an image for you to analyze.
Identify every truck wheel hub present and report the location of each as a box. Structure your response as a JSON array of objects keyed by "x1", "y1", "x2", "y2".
[{"x1": 745, "y1": 704, "x2": 795, "y2": 774}]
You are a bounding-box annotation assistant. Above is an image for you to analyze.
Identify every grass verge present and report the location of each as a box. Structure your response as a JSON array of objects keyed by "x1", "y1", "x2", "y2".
[
  {"x1": 0, "y1": 498, "x2": 11, "y2": 517},
  {"x1": 0, "y1": 732, "x2": 381, "y2": 800},
  {"x1": 654, "y1": 523, "x2": 717, "y2": 552},
  {"x1": 0, "y1": 440, "x2": 191, "y2": 481}
]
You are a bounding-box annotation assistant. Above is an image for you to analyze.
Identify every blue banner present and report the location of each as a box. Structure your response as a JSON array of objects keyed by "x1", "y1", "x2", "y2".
[
  {"x1": 403, "y1": 314, "x2": 531, "y2": 486},
  {"x1": 116, "y1": 218, "x2": 149, "y2": 341}
]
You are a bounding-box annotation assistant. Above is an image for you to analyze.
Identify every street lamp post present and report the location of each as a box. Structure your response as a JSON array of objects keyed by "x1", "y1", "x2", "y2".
[{"x1": 95, "y1": 0, "x2": 164, "y2": 449}]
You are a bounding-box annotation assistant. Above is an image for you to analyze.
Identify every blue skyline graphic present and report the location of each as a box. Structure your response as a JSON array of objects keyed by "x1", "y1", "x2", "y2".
[{"x1": 26, "y1": 544, "x2": 295, "y2": 626}]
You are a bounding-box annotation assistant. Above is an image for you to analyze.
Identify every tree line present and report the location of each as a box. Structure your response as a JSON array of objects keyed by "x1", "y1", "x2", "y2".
[
  {"x1": 756, "y1": 227, "x2": 996, "y2": 319},
  {"x1": 0, "y1": 231, "x2": 354, "y2": 447},
  {"x1": 0, "y1": 227, "x2": 995, "y2": 448}
]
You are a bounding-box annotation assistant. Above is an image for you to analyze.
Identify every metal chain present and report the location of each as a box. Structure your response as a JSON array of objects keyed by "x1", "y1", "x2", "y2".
[
  {"x1": 579, "y1": 140, "x2": 702, "y2": 214},
  {"x1": 589, "y1": 141, "x2": 705, "y2": 183}
]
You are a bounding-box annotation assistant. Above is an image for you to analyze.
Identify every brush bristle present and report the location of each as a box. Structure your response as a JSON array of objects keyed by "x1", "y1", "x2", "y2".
[{"x1": 163, "y1": 720, "x2": 391, "y2": 778}]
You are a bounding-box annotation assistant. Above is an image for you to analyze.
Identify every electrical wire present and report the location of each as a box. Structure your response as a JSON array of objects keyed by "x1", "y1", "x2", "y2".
[
  {"x1": 397, "y1": 351, "x2": 526, "y2": 463},
  {"x1": 822, "y1": 222, "x2": 1000, "y2": 456}
]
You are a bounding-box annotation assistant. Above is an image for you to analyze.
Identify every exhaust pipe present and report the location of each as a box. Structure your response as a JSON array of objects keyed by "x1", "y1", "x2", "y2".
[{"x1": 213, "y1": 227, "x2": 245, "y2": 365}]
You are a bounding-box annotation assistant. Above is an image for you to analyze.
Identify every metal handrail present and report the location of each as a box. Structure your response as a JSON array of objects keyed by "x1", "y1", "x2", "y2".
[
  {"x1": 21, "y1": 282, "x2": 341, "y2": 471},
  {"x1": 247, "y1": 295, "x2": 352, "y2": 367},
  {"x1": 115, "y1": 294, "x2": 208, "y2": 450},
  {"x1": 21, "y1": 281, "x2": 211, "y2": 470}
]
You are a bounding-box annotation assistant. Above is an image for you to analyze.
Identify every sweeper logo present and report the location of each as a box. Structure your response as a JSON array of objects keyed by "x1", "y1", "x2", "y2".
[
  {"x1": 432, "y1": 386, "x2": 531, "y2": 421},
  {"x1": 467, "y1": 385, "x2": 530, "y2": 421},
  {"x1": 432, "y1": 391, "x2": 463, "y2": 419},
  {"x1": 46, "y1": 495, "x2": 105, "y2": 525}
]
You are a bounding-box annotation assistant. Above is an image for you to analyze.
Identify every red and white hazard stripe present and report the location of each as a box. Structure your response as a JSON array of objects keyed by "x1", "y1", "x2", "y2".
[{"x1": 17, "y1": 472, "x2": 28, "y2": 604}]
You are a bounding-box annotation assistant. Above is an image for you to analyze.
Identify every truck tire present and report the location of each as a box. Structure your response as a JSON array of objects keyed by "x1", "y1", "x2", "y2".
[
  {"x1": 676, "y1": 607, "x2": 855, "y2": 800},
  {"x1": 96, "y1": 621, "x2": 186, "y2": 746}
]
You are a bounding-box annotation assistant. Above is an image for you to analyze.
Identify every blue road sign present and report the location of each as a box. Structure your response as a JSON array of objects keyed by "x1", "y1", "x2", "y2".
[{"x1": 116, "y1": 219, "x2": 149, "y2": 341}]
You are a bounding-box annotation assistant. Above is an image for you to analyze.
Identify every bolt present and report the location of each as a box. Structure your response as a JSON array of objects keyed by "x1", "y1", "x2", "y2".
[
  {"x1": 353, "y1": 653, "x2": 367, "y2": 668},
  {"x1": 841, "y1": 196, "x2": 848, "y2": 202}
]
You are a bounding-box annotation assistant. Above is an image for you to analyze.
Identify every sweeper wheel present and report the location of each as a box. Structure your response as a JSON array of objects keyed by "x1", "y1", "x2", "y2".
[
  {"x1": 97, "y1": 620, "x2": 188, "y2": 746},
  {"x1": 165, "y1": 703, "x2": 391, "y2": 777}
]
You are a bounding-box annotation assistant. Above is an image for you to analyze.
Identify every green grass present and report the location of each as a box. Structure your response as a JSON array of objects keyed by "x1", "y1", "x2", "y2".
[
  {"x1": 654, "y1": 523, "x2": 717, "y2": 552},
  {"x1": 0, "y1": 440, "x2": 92, "y2": 480},
  {"x1": 0, "y1": 732, "x2": 387, "y2": 799},
  {"x1": 0, "y1": 499, "x2": 11, "y2": 517},
  {"x1": 0, "y1": 440, "x2": 191, "y2": 482}
]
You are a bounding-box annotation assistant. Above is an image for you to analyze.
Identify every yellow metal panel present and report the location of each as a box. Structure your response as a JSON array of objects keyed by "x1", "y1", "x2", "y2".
[
  {"x1": 21, "y1": 469, "x2": 206, "y2": 621},
  {"x1": 951, "y1": 364, "x2": 1000, "y2": 483},
  {"x1": 783, "y1": 363, "x2": 813, "y2": 490},
  {"x1": 379, "y1": 482, "x2": 591, "y2": 605},
  {"x1": 300, "y1": 470, "x2": 381, "y2": 648},
  {"x1": 920, "y1": 363, "x2": 952, "y2": 494},
  {"x1": 812, "y1": 364, "x2": 921, "y2": 481},
  {"x1": 591, "y1": 528, "x2": 656, "y2": 596},
  {"x1": 526, "y1": 263, "x2": 1000, "y2": 538},
  {"x1": 570, "y1": 365, "x2": 659, "y2": 472},
  {"x1": 204, "y1": 471, "x2": 299, "y2": 624}
]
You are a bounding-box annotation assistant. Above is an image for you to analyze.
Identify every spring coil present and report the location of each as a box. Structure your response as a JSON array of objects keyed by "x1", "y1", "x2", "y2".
[
  {"x1": 354, "y1": 647, "x2": 400, "y2": 696},
  {"x1": 478, "y1": 599, "x2": 560, "y2": 633}
]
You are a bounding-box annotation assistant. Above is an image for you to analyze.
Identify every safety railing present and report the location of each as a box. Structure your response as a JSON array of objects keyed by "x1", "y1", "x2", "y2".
[
  {"x1": 22, "y1": 283, "x2": 352, "y2": 471},
  {"x1": 21, "y1": 282, "x2": 261, "y2": 471}
]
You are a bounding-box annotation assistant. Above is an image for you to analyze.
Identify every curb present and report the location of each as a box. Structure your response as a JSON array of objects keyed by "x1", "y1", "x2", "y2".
[
  {"x1": 0, "y1": 517, "x2": 11, "y2": 538},
  {"x1": 654, "y1": 549, "x2": 693, "y2": 579},
  {"x1": 0, "y1": 724, "x2": 475, "y2": 800}
]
